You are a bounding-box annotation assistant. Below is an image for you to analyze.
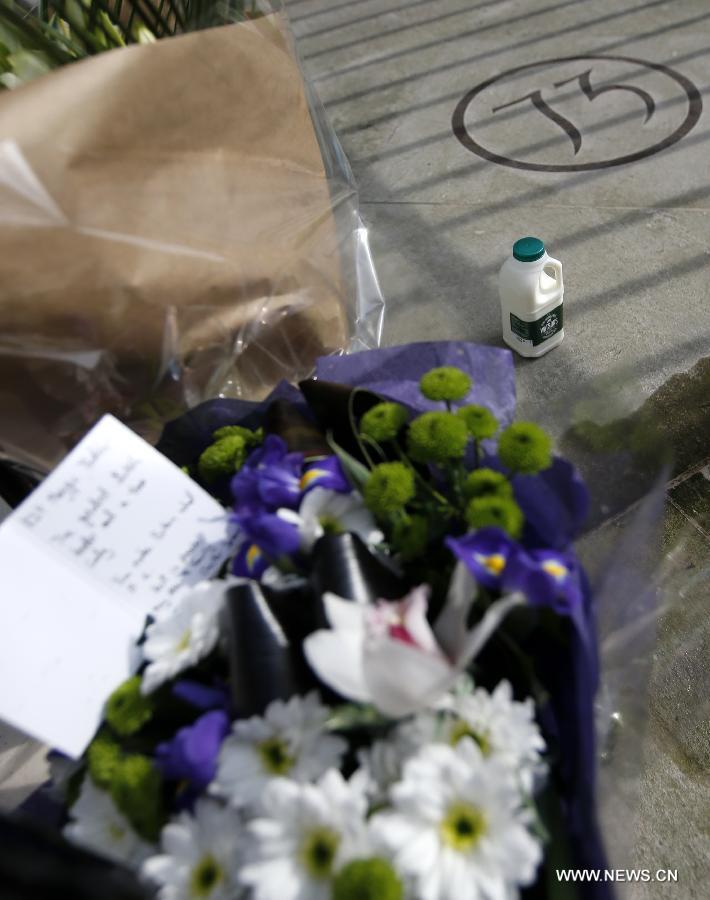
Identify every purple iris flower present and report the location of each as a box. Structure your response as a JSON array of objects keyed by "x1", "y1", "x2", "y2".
[
  {"x1": 156, "y1": 709, "x2": 230, "y2": 805},
  {"x1": 234, "y1": 510, "x2": 301, "y2": 559},
  {"x1": 448, "y1": 527, "x2": 583, "y2": 614},
  {"x1": 504, "y1": 547, "x2": 584, "y2": 613},
  {"x1": 172, "y1": 679, "x2": 230, "y2": 712},
  {"x1": 446, "y1": 528, "x2": 518, "y2": 590},
  {"x1": 300, "y1": 455, "x2": 350, "y2": 495},
  {"x1": 231, "y1": 539, "x2": 270, "y2": 579},
  {"x1": 231, "y1": 435, "x2": 304, "y2": 514}
]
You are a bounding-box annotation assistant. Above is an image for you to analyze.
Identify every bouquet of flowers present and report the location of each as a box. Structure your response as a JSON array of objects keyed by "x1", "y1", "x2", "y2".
[{"x1": 52, "y1": 342, "x2": 616, "y2": 900}]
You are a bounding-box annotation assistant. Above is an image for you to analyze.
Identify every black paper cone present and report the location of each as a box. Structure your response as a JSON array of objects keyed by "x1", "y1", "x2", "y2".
[
  {"x1": 0, "y1": 811, "x2": 149, "y2": 900},
  {"x1": 299, "y1": 379, "x2": 383, "y2": 462},
  {"x1": 224, "y1": 582, "x2": 318, "y2": 716},
  {"x1": 263, "y1": 399, "x2": 330, "y2": 456},
  {"x1": 311, "y1": 533, "x2": 405, "y2": 605}
]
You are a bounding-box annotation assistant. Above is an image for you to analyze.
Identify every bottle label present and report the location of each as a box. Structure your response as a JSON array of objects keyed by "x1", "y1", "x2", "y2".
[{"x1": 510, "y1": 304, "x2": 563, "y2": 347}]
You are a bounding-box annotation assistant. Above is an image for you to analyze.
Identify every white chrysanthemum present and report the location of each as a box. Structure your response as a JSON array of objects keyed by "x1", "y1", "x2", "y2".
[
  {"x1": 141, "y1": 581, "x2": 226, "y2": 694},
  {"x1": 279, "y1": 487, "x2": 383, "y2": 551},
  {"x1": 64, "y1": 779, "x2": 152, "y2": 866},
  {"x1": 409, "y1": 681, "x2": 546, "y2": 794},
  {"x1": 210, "y1": 692, "x2": 346, "y2": 809},
  {"x1": 239, "y1": 769, "x2": 370, "y2": 900},
  {"x1": 438, "y1": 681, "x2": 546, "y2": 792},
  {"x1": 355, "y1": 717, "x2": 430, "y2": 805},
  {"x1": 142, "y1": 799, "x2": 244, "y2": 900},
  {"x1": 371, "y1": 739, "x2": 542, "y2": 900}
]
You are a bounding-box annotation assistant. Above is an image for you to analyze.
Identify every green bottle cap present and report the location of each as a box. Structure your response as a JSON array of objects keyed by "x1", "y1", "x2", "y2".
[{"x1": 513, "y1": 236, "x2": 545, "y2": 262}]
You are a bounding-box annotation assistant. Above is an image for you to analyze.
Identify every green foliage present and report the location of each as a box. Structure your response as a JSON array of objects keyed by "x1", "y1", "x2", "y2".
[
  {"x1": 332, "y1": 858, "x2": 404, "y2": 900},
  {"x1": 391, "y1": 514, "x2": 428, "y2": 560},
  {"x1": 419, "y1": 366, "x2": 472, "y2": 403},
  {"x1": 359, "y1": 402, "x2": 408, "y2": 442},
  {"x1": 457, "y1": 404, "x2": 499, "y2": 440},
  {"x1": 497, "y1": 422, "x2": 552, "y2": 474},
  {"x1": 198, "y1": 434, "x2": 247, "y2": 483},
  {"x1": 105, "y1": 675, "x2": 153, "y2": 737},
  {"x1": 110, "y1": 754, "x2": 163, "y2": 842},
  {"x1": 463, "y1": 468, "x2": 513, "y2": 501},
  {"x1": 363, "y1": 462, "x2": 415, "y2": 516},
  {"x1": 465, "y1": 495, "x2": 524, "y2": 538},
  {"x1": 407, "y1": 411, "x2": 469, "y2": 464}
]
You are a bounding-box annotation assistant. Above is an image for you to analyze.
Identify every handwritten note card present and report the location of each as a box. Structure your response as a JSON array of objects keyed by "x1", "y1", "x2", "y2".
[{"x1": 0, "y1": 415, "x2": 237, "y2": 757}]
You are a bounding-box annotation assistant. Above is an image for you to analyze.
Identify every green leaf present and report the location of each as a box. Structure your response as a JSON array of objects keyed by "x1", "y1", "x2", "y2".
[
  {"x1": 325, "y1": 703, "x2": 389, "y2": 732},
  {"x1": 326, "y1": 431, "x2": 371, "y2": 491}
]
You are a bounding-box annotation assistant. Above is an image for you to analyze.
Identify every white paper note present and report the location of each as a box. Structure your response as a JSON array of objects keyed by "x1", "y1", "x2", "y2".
[{"x1": 0, "y1": 415, "x2": 237, "y2": 757}]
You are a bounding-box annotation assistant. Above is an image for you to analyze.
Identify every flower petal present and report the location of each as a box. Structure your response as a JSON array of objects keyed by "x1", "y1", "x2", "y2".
[
  {"x1": 321, "y1": 592, "x2": 367, "y2": 634},
  {"x1": 456, "y1": 593, "x2": 526, "y2": 670},
  {"x1": 303, "y1": 629, "x2": 370, "y2": 704},
  {"x1": 363, "y1": 639, "x2": 455, "y2": 717},
  {"x1": 433, "y1": 561, "x2": 478, "y2": 660}
]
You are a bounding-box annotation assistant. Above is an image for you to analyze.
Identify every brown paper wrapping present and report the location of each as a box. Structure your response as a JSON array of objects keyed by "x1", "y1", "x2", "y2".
[{"x1": 0, "y1": 15, "x2": 348, "y2": 470}]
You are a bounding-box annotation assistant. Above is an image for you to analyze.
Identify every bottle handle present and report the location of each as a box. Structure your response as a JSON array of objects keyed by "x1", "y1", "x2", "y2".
[{"x1": 540, "y1": 257, "x2": 563, "y2": 293}]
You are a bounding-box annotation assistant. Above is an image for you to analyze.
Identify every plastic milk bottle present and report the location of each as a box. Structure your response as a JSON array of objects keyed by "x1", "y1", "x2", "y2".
[{"x1": 498, "y1": 237, "x2": 564, "y2": 358}]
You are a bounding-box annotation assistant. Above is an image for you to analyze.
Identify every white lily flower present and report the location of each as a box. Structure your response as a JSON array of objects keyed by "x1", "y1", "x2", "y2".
[
  {"x1": 303, "y1": 574, "x2": 524, "y2": 718},
  {"x1": 278, "y1": 487, "x2": 383, "y2": 552}
]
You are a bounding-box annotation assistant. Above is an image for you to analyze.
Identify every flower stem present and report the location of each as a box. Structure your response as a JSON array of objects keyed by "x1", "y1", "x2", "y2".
[{"x1": 392, "y1": 440, "x2": 456, "y2": 513}]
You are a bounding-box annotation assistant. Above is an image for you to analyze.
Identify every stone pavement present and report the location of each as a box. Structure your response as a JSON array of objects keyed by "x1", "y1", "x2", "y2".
[{"x1": 288, "y1": 0, "x2": 710, "y2": 895}]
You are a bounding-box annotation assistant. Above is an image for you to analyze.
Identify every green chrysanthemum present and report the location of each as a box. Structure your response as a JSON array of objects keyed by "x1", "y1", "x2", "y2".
[
  {"x1": 363, "y1": 462, "x2": 415, "y2": 517},
  {"x1": 359, "y1": 402, "x2": 408, "y2": 442},
  {"x1": 332, "y1": 858, "x2": 404, "y2": 900},
  {"x1": 497, "y1": 422, "x2": 552, "y2": 474},
  {"x1": 463, "y1": 468, "x2": 513, "y2": 501},
  {"x1": 392, "y1": 514, "x2": 428, "y2": 560},
  {"x1": 105, "y1": 675, "x2": 153, "y2": 737},
  {"x1": 419, "y1": 366, "x2": 472, "y2": 403},
  {"x1": 465, "y1": 496, "x2": 524, "y2": 538},
  {"x1": 457, "y1": 404, "x2": 499, "y2": 440},
  {"x1": 87, "y1": 733, "x2": 123, "y2": 790},
  {"x1": 407, "y1": 411, "x2": 469, "y2": 464},
  {"x1": 197, "y1": 435, "x2": 247, "y2": 483},
  {"x1": 212, "y1": 425, "x2": 262, "y2": 445},
  {"x1": 110, "y1": 754, "x2": 163, "y2": 842}
]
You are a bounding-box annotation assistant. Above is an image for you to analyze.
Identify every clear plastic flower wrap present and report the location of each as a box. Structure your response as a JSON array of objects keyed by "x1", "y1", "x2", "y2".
[
  {"x1": 0, "y1": 0, "x2": 384, "y2": 473},
  {"x1": 528, "y1": 363, "x2": 706, "y2": 894}
]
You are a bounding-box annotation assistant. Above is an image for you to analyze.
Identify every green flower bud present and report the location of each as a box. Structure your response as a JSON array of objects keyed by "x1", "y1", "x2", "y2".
[
  {"x1": 457, "y1": 404, "x2": 499, "y2": 440},
  {"x1": 359, "y1": 402, "x2": 408, "y2": 442},
  {"x1": 392, "y1": 514, "x2": 428, "y2": 560},
  {"x1": 87, "y1": 733, "x2": 122, "y2": 790},
  {"x1": 363, "y1": 462, "x2": 415, "y2": 516},
  {"x1": 465, "y1": 496, "x2": 524, "y2": 538},
  {"x1": 105, "y1": 675, "x2": 153, "y2": 737},
  {"x1": 198, "y1": 434, "x2": 246, "y2": 483},
  {"x1": 212, "y1": 425, "x2": 262, "y2": 445},
  {"x1": 407, "y1": 412, "x2": 469, "y2": 464},
  {"x1": 463, "y1": 468, "x2": 513, "y2": 501},
  {"x1": 110, "y1": 755, "x2": 163, "y2": 842},
  {"x1": 332, "y1": 858, "x2": 404, "y2": 900},
  {"x1": 497, "y1": 422, "x2": 552, "y2": 474},
  {"x1": 419, "y1": 366, "x2": 472, "y2": 402}
]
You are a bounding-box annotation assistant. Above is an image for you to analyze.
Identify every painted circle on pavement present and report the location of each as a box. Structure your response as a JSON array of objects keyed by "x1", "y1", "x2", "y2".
[{"x1": 452, "y1": 55, "x2": 702, "y2": 172}]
